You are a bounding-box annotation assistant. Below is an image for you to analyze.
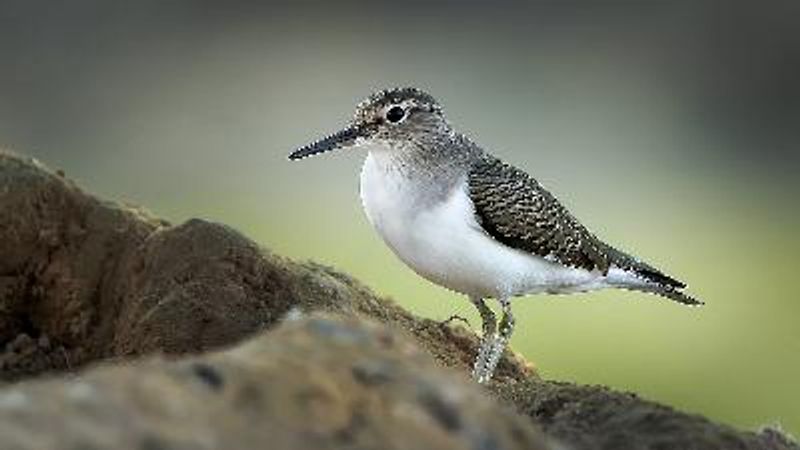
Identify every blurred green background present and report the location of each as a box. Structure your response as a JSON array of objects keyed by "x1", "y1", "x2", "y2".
[{"x1": 2, "y1": 0, "x2": 798, "y2": 435}]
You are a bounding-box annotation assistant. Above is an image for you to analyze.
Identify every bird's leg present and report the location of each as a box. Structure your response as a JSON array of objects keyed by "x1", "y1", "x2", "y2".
[
  {"x1": 470, "y1": 296, "x2": 498, "y2": 383},
  {"x1": 475, "y1": 297, "x2": 514, "y2": 383},
  {"x1": 472, "y1": 297, "x2": 497, "y2": 339}
]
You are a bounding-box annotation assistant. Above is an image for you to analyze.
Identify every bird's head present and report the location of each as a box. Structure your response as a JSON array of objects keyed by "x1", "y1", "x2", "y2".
[{"x1": 288, "y1": 87, "x2": 449, "y2": 160}]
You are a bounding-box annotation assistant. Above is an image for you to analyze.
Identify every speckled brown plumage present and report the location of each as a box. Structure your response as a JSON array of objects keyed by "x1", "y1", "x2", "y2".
[{"x1": 468, "y1": 154, "x2": 701, "y2": 305}]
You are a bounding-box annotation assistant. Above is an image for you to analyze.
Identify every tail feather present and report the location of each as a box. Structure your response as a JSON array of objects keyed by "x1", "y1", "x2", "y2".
[
  {"x1": 634, "y1": 266, "x2": 686, "y2": 289},
  {"x1": 602, "y1": 245, "x2": 703, "y2": 306},
  {"x1": 623, "y1": 283, "x2": 704, "y2": 306}
]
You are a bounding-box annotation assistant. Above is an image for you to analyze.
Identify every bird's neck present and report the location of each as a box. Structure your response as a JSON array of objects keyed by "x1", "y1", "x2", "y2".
[
  {"x1": 367, "y1": 131, "x2": 478, "y2": 176},
  {"x1": 361, "y1": 132, "x2": 478, "y2": 206}
]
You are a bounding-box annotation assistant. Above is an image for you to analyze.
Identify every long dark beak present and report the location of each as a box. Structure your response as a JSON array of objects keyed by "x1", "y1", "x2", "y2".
[{"x1": 288, "y1": 125, "x2": 361, "y2": 161}]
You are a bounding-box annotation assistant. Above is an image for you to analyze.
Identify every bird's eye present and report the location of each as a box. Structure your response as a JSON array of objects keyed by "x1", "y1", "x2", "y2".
[{"x1": 385, "y1": 106, "x2": 406, "y2": 123}]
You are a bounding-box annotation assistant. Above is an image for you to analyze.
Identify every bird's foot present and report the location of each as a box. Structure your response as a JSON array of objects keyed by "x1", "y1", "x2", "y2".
[
  {"x1": 471, "y1": 333, "x2": 507, "y2": 383},
  {"x1": 471, "y1": 334, "x2": 493, "y2": 383},
  {"x1": 472, "y1": 298, "x2": 514, "y2": 383},
  {"x1": 439, "y1": 314, "x2": 471, "y2": 328}
]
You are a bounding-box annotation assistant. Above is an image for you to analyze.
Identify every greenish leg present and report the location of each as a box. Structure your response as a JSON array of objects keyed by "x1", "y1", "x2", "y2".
[
  {"x1": 470, "y1": 296, "x2": 498, "y2": 383},
  {"x1": 473, "y1": 297, "x2": 514, "y2": 383}
]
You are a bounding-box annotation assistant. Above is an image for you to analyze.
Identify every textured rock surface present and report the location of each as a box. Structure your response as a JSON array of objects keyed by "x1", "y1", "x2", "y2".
[
  {"x1": 495, "y1": 380, "x2": 797, "y2": 450},
  {"x1": 0, "y1": 151, "x2": 797, "y2": 450},
  {"x1": 0, "y1": 314, "x2": 553, "y2": 450}
]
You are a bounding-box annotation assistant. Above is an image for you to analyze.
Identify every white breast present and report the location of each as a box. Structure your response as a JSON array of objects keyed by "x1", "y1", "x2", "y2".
[{"x1": 359, "y1": 149, "x2": 608, "y2": 299}]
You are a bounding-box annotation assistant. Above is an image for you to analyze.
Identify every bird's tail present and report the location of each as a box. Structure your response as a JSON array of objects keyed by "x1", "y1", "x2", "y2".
[
  {"x1": 621, "y1": 281, "x2": 703, "y2": 306},
  {"x1": 603, "y1": 245, "x2": 704, "y2": 306}
]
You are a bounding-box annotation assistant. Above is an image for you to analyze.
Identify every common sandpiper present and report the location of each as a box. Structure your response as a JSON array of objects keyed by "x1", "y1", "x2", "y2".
[{"x1": 289, "y1": 87, "x2": 702, "y2": 383}]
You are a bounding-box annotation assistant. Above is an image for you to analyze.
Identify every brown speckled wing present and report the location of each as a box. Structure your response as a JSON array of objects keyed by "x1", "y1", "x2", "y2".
[{"x1": 467, "y1": 155, "x2": 611, "y2": 273}]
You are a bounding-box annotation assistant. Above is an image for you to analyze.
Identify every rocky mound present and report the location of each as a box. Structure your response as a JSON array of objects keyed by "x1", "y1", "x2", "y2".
[{"x1": 0, "y1": 313, "x2": 552, "y2": 450}]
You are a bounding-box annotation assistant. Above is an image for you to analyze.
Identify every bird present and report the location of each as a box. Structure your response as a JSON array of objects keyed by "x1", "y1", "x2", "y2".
[{"x1": 288, "y1": 87, "x2": 702, "y2": 383}]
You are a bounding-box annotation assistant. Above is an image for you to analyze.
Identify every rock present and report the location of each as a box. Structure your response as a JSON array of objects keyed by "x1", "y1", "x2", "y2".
[
  {"x1": 0, "y1": 314, "x2": 553, "y2": 450},
  {"x1": 494, "y1": 380, "x2": 798, "y2": 450},
  {"x1": 0, "y1": 152, "x2": 163, "y2": 378},
  {"x1": 0, "y1": 150, "x2": 797, "y2": 450}
]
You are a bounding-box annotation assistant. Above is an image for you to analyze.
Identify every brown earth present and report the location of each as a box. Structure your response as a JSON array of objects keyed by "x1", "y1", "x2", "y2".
[
  {"x1": 0, "y1": 313, "x2": 553, "y2": 450},
  {"x1": 0, "y1": 151, "x2": 796, "y2": 450}
]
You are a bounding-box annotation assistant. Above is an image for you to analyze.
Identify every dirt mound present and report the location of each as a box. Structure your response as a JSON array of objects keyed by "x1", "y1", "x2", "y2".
[{"x1": 0, "y1": 313, "x2": 553, "y2": 450}]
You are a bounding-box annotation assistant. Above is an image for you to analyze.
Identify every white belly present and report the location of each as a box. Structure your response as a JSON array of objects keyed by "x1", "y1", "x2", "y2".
[{"x1": 359, "y1": 151, "x2": 607, "y2": 299}]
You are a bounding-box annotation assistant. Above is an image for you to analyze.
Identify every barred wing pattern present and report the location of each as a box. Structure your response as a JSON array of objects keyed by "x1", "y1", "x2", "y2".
[
  {"x1": 467, "y1": 155, "x2": 701, "y2": 305},
  {"x1": 467, "y1": 155, "x2": 609, "y2": 273}
]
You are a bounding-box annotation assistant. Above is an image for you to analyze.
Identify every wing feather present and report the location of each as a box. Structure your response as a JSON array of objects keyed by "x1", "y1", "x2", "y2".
[
  {"x1": 466, "y1": 154, "x2": 701, "y2": 305},
  {"x1": 467, "y1": 155, "x2": 608, "y2": 273}
]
